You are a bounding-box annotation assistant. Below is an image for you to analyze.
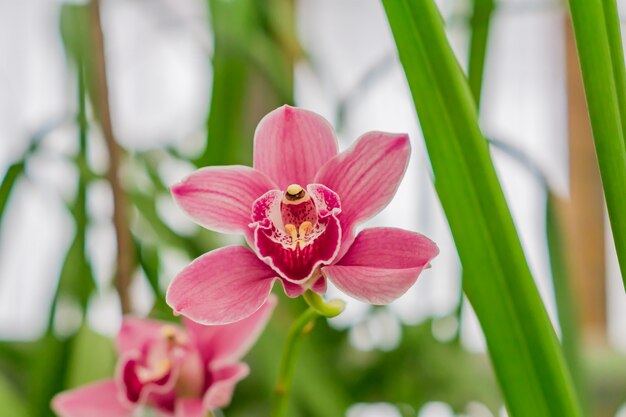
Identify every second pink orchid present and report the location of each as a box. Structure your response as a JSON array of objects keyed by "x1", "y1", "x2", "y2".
[
  {"x1": 52, "y1": 297, "x2": 275, "y2": 417},
  {"x1": 167, "y1": 105, "x2": 438, "y2": 325}
]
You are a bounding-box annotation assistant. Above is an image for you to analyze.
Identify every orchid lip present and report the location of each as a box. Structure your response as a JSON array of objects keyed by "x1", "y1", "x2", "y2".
[
  {"x1": 117, "y1": 349, "x2": 182, "y2": 410},
  {"x1": 117, "y1": 323, "x2": 198, "y2": 410},
  {"x1": 136, "y1": 358, "x2": 171, "y2": 384},
  {"x1": 250, "y1": 184, "x2": 342, "y2": 283}
]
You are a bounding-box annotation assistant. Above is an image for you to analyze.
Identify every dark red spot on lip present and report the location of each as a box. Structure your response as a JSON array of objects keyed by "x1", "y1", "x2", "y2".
[{"x1": 281, "y1": 199, "x2": 316, "y2": 228}]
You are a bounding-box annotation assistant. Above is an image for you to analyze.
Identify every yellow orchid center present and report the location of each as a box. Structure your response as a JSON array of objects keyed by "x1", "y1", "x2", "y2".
[{"x1": 136, "y1": 358, "x2": 171, "y2": 384}]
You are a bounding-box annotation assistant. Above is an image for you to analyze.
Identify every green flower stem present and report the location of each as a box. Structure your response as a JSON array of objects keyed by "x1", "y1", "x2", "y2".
[
  {"x1": 271, "y1": 292, "x2": 344, "y2": 417},
  {"x1": 271, "y1": 308, "x2": 319, "y2": 417},
  {"x1": 302, "y1": 290, "x2": 345, "y2": 317}
]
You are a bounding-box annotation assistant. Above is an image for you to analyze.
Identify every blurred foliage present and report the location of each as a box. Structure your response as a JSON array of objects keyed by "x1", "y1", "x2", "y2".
[
  {"x1": 0, "y1": 1, "x2": 625, "y2": 417},
  {"x1": 197, "y1": 0, "x2": 296, "y2": 167}
]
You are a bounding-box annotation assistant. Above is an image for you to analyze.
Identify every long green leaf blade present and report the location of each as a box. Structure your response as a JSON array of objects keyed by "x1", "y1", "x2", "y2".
[
  {"x1": 567, "y1": 0, "x2": 626, "y2": 287},
  {"x1": 601, "y1": 0, "x2": 626, "y2": 147},
  {"x1": 467, "y1": 0, "x2": 494, "y2": 107},
  {"x1": 546, "y1": 195, "x2": 587, "y2": 410},
  {"x1": 0, "y1": 161, "x2": 24, "y2": 224},
  {"x1": 382, "y1": 1, "x2": 582, "y2": 416}
]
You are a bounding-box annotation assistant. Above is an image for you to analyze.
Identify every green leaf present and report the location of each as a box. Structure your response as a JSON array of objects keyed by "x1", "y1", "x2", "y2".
[
  {"x1": 0, "y1": 373, "x2": 28, "y2": 417},
  {"x1": 467, "y1": 0, "x2": 495, "y2": 107},
  {"x1": 28, "y1": 334, "x2": 73, "y2": 417},
  {"x1": 134, "y1": 239, "x2": 172, "y2": 318},
  {"x1": 65, "y1": 325, "x2": 116, "y2": 388},
  {"x1": 0, "y1": 161, "x2": 24, "y2": 226},
  {"x1": 55, "y1": 225, "x2": 95, "y2": 311},
  {"x1": 196, "y1": 0, "x2": 294, "y2": 168},
  {"x1": 567, "y1": 0, "x2": 626, "y2": 287},
  {"x1": 546, "y1": 194, "x2": 587, "y2": 411},
  {"x1": 382, "y1": 1, "x2": 582, "y2": 416},
  {"x1": 196, "y1": 0, "x2": 255, "y2": 167},
  {"x1": 129, "y1": 191, "x2": 203, "y2": 256},
  {"x1": 600, "y1": 0, "x2": 626, "y2": 146},
  {"x1": 59, "y1": 4, "x2": 90, "y2": 66},
  {"x1": 54, "y1": 92, "x2": 95, "y2": 311}
]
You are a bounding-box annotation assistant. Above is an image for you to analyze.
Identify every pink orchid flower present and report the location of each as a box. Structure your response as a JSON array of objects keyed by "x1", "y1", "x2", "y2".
[
  {"x1": 52, "y1": 297, "x2": 275, "y2": 417},
  {"x1": 167, "y1": 105, "x2": 438, "y2": 325}
]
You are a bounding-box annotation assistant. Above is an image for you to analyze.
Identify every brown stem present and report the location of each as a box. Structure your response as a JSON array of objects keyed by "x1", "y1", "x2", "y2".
[
  {"x1": 563, "y1": 16, "x2": 606, "y2": 345},
  {"x1": 88, "y1": 0, "x2": 133, "y2": 314}
]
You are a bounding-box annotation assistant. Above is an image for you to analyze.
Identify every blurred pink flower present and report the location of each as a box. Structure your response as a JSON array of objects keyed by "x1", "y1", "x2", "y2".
[
  {"x1": 51, "y1": 297, "x2": 276, "y2": 417},
  {"x1": 167, "y1": 105, "x2": 438, "y2": 325}
]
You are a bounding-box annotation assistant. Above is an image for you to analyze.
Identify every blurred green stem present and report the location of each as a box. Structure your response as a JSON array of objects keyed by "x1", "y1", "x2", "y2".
[
  {"x1": 271, "y1": 292, "x2": 344, "y2": 417},
  {"x1": 271, "y1": 308, "x2": 318, "y2": 417}
]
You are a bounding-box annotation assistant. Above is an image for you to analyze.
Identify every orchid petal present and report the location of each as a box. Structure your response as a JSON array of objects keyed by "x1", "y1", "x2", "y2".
[
  {"x1": 311, "y1": 276, "x2": 327, "y2": 294},
  {"x1": 171, "y1": 166, "x2": 276, "y2": 235},
  {"x1": 203, "y1": 363, "x2": 250, "y2": 410},
  {"x1": 51, "y1": 380, "x2": 134, "y2": 417},
  {"x1": 322, "y1": 227, "x2": 438, "y2": 304},
  {"x1": 175, "y1": 399, "x2": 205, "y2": 417},
  {"x1": 253, "y1": 105, "x2": 338, "y2": 188},
  {"x1": 184, "y1": 295, "x2": 277, "y2": 368},
  {"x1": 116, "y1": 317, "x2": 170, "y2": 356},
  {"x1": 166, "y1": 245, "x2": 278, "y2": 325},
  {"x1": 280, "y1": 279, "x2": 307, "y2": 298},
  {"x1": 315, "y1": 132, "x2": 410, "y2": 256}
]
